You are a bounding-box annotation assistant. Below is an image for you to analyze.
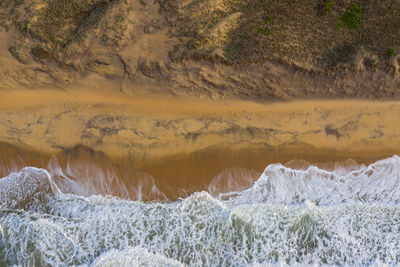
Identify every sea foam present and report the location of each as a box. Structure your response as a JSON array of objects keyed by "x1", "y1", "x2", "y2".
[{"x1": 1, "y1": 156, "x2": 400, "y2": 266}]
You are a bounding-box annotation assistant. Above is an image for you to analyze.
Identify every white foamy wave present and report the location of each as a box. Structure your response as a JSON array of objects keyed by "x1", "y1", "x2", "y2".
[
  {"x1": 0, "y1": 167, "x2": 60, "y2": 210},
  {"x1": 2, "y1": 190, "x2": 400, "y2": 265},
  {"x1": 231, "y1": 155, "x2": 400, "y2": 206},
  {"x1": 2, "y1": 156, "x2": 400, "y2": 265},
  {"x1": 91, "y1": 247, "x2": 184, "y2": 267},
  {"x1": 208, "y1": 168, "x2": 261, "y2": 200}
]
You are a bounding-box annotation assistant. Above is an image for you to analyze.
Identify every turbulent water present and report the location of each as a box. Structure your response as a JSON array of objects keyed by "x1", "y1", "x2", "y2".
[{"x1": 1, "y1": 156, "x2": 400, "y2": 266}]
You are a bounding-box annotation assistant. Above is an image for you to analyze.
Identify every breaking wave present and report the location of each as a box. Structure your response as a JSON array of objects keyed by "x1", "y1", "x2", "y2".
[{"x1": 1, "y1": 155, "x2": 400, "y2": 266}]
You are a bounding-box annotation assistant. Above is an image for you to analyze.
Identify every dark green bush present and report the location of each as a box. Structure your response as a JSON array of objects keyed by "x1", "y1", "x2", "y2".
[
  {"x1": 20, "y1": 20, "x2": 28, "y2": 34},
  {"x1": 385, "y1": 48, "x2": 394, "y2": 57},
  {"x1": 339, "y1": 3, "x2": 362, "y2": 30}
]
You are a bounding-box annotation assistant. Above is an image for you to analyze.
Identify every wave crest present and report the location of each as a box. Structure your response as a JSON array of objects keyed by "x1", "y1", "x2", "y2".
[
  {"x1": 92, "y1": 247, "x2": 184, "y2": 267},
  {"x1": 231, "y1": 155, "x2": 400, "y2": 206},
  {"x1": 0, "y1": 167, "x2": 59, "y2": 210},
  {"x1": 2, "y1": 156, "x2": 400, "y2": 265}
]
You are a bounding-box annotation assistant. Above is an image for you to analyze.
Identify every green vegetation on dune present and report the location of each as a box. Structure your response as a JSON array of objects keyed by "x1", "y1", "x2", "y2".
[
  {"x1": 0, "y1": 0, "x2": 399, "y2": 74},
  {"x1": 29, "y1": 0, "x2": 118, "y2": 61},
  {"x1": 340, "y1": 3, "x2": 362, "y2": 30},
  {"x1": 30, "y1": 0, "x2": 114, "y2": 46},
  {"x1": 165, "y1": 0, "x2": 400, "y2": 71},
  {"x1": 0, "y1": 0, "x2": 120, "y2": 63},
  {"x1": 320, "y1": 0, "x2": 333, "y2": 16}
]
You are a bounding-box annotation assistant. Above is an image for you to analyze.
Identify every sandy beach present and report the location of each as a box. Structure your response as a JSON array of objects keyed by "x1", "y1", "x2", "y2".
[
  {"x1": 2, "y1": 0, "x2": 400, "y2": 265},
  {"x1": 0, "y1": 76, "x2": 399, "y2": 198}
]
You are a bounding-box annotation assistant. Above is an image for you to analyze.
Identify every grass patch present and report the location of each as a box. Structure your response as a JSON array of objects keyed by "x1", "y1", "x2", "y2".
[
  {"x1": 30, "y1": 0, "x2": 114, "y2": 46},
  {"x1": 321, "y1": 0, "x2": 333, "y2": 16},
  {"x1": 164, "y1": 0, "x2": 400, "y2": 70},
  {"x1": 385, "y1": 48, "x2": 394, "y2": 58},
  {"x1": 27, "y1": 0, "x2": 118, "y2": 61},
  {"x1": 338, "y1": 3, "x2": 362, "y2": 30},
  {"x1": 265, "y1": 15, "x2": 273, "y2": 23}
]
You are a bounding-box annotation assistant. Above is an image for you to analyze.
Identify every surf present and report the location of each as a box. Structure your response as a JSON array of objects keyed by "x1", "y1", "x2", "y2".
[{"x1": 1, "y1": 156, "x2": 400, "y2": 265}]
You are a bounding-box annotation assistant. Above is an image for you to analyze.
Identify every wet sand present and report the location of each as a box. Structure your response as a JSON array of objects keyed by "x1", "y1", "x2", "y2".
[
  {"x1": 0, "y1": 142, "x2": 394, "y2": 200},
  {"x1": 0, "y1": 78, "x2": 400, "y2": 199}
]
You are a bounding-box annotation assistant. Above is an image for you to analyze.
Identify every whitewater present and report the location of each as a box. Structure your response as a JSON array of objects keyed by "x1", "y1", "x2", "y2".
[{"x1": 1, "y1": 155, "x2": 400, "y2": 266}]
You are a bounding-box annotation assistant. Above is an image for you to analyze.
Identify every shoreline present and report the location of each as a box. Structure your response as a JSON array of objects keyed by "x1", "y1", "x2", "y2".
[
  {"x1": 0, "y1": 83, "x2": 400, "y2": 198},
  {"x1": 0, "y1": 141, "x2": 397, "y2": 200},
  {"x1": 1, "y1": 141, "x2": 398, "y2": 199}
]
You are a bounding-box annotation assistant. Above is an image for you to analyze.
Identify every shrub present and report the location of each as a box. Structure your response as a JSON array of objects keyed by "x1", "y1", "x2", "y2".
[
  {"x1": 339, "y1": 3, "x2": 362, "y2": 30},
  {"x1": 265, "y1": 15, "x2": 273, "y2": 24},
  {"x1": 321, "y1": 0, "x2": 333, "y2": 16},
  {"x1": 334, "y1": 23, "x2": 342, "y2": 32},
  {"x1": 20, "y1": 20, "x2": 28, "y2": 34},
  {"x1": 385, "y1": 48, "x2": 394, "y2": 57}
]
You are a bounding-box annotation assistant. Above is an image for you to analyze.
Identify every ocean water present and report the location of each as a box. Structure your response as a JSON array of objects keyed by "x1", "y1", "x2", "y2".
[{"x1": 1, "y1": 156, "x2": 400, "y2": 266}]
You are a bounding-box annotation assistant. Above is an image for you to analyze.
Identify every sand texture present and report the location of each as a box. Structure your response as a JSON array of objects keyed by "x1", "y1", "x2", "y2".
[
  {"x1": 0, "y1": 76, "x2": 399, "y2": 162},
  {"x1": 0, "y1": 0, "x2": 400, "y2": 99},
  {"x1": 0, "y1": 76, "x2": 399, "y2": 198}
]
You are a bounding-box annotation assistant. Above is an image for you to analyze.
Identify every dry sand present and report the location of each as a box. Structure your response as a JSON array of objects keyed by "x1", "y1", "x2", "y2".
[{"x1": 0, "y1": 75, "x2": 399, "y2": 199}]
